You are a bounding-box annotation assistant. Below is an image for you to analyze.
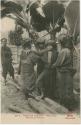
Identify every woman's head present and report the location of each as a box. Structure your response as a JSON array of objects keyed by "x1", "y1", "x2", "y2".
[
  {"x1": 22, "y1": 38, "x2": 31, "y2": 49},
  {"x1": 58, "y1": 34, "x2": 73, "y2": 49},
  {"x1": 36, "y1": 38, "x2": 45, "y2": 49}
]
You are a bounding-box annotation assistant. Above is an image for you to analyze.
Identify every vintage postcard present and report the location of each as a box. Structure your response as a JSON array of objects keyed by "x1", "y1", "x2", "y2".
[{"x1": 0, "y1": 0, "x2": 80, "y2": 124}]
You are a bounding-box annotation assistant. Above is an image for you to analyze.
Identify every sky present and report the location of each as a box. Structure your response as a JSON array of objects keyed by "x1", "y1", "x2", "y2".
[
  {"x1": 1, "y1": 17, "x2": 15, "y2": 38},
  {"x1": 1, "y1": 17, "x2": 15, "y2": 32}
]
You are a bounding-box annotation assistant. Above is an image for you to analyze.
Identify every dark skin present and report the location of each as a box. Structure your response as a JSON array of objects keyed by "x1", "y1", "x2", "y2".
[
  {"x1": 1, "y1": 39, "x2": 14, "y2": 84},
  {"x1": 51, "y1": 40, "x2": 73, "y2": 69},
  {"x1": 32, "y1": 45, "x2": 53, "y2": 56},
  {"x1": 2, "y1": 40, "x2": 7, "y2": 47}
]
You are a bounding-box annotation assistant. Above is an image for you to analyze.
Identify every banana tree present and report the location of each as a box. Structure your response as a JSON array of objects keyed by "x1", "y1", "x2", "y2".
[
  {"x1": 0, "y1": 0, "x2": 67, "y2": 65},
  {"x1": 1, "y1": 0, "x2": 65, "y2": 37},
  {"x1": 65, "y1": 0, "x2": 80, "y2": 57},
  {"x1": 1, "y1": 0, "x2": 79, "y2": 37},
  {"x1": 1, "y1": 0, "x2": 31, "y2": 32},
  {"x1": 65, "y1": 0, "x2": 80, "y2": 37}
]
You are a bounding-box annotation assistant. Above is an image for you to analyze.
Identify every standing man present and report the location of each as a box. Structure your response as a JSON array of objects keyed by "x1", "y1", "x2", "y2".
[
  {"x1": 1, "y1": 38, "x2": 14, "y2": 85},
  {"x1": 35, "y1": 38, "x2": 53, "y2": 98},
  {"x1": 35, "y1": 38, "x2": 46, "y2": 77},
  {"x1": 18, "y1": 38, "x2": 52, "y2": 99}
]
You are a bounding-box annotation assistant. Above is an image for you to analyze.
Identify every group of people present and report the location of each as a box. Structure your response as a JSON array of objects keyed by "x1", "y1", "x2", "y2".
[
  {"x1": 18, "y1": 34, "x2": 77, "y2": 110},
  {"x1": 1, "y1": 34, "x2": 77, "y2": 111}
]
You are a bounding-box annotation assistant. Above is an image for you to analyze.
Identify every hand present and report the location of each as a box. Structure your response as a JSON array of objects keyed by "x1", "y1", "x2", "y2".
[
  {"x1": 31, "y1": 50, "x2": 35, "y2": 52},
  {"x1": 51, "y1": 64, "x2": 55, "y2": 69},
  {"x1": 26, "y1": 49, "x2": 31, "y2": 54},
  {"x1": 47, "y1": 46, "x2": 53, "y2": 51},
  {"x1": 31, "y1": 50, "x2": 37, "y2": 54},
  {"x1": 46, "y1": 40, "x2": 54, "y2": 45},
  {"x1": 18, "y1": 70, "x2": 20, "y2": 75}
]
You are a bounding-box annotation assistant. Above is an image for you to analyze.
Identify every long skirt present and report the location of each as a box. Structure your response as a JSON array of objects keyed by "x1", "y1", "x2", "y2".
[
  {"x1": 56, "y1": 69, "x2": 74, "y2": 109},
  {"x1": 21, "y1": 64, "x2": 36, "y2": 96}
]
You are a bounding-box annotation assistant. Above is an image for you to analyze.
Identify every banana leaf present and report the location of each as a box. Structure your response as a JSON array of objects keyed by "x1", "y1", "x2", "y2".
[
  {"x1": 65, "y1": 0, "x2": 80, "y2": 37},
  {"x1": 1, "y1": 0, "x2": 30, "y2": 32},
  {"x1": 1, "y1": 0, "x2": 23, "y2": 18},
  {"x1": 29, "y1": 0, "x2": 65, "y2": 32},
  {"x1": 29, "y1": 1, "x2": 48, "y2": 32},
  {"x1": 43, "y1": 0, "x2": 65, "y2": 25}
]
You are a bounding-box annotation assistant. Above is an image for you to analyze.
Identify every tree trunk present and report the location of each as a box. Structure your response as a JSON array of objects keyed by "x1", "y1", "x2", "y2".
[
  {"x1": 44, "y1": 98, "x2": 68, "y2": 114},
  {"x1": 28, "y1": 98, "x2": 52, "y2": 114},
  {"x1": 17, "y1": 46, "x2": 19, "y2": 63},
  {"x1": 40, "y1": 99, "x2": 57, "y2": 114},
  {"x1": 7, "y1": 79, "x2": 21, "y2": 91},
  {"x1": 8, "y1": 105, "x2": 32, "y2": 113}
]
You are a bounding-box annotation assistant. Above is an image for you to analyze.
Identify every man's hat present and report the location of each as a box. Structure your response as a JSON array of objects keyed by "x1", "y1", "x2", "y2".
[{"x1": 1, "y1": 38, "x2": 7, "y2": 42}]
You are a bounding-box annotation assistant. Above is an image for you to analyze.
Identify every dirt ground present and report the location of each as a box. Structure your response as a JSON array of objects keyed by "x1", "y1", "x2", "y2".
[
  {"x1": 1, "y1": 64, "x2": 80, "y2": 114},
  {"x1": 1, "y1": 78, "x2": 80, "y2": 114},
  {"x1": 1, "y1": 74, "x2": 36, "y2": 113}
]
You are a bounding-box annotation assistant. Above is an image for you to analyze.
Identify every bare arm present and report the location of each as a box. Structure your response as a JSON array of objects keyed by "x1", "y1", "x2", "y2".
[
  {"x1": 32, "y1": 46, "x2": 53, "y2": 56},
  {"x1": 52, "y1": 49, "x2": 67, "y2": 68},
  {"x1": 18, "y1": 56, "x2": 21, "y2": 75}
]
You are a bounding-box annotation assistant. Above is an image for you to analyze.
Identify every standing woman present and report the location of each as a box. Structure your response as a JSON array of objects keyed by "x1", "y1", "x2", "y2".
[
  {"x1": 52, "y1": 35, "x2": 76, "y2": 110},
  {"x1": 18, "y1": 38, "x2": 39, "y2": 99}
]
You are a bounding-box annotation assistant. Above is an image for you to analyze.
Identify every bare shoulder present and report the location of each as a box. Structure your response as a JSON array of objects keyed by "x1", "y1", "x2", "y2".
[{"x1": 62, "y1": 48, "x2": 70, "y2": 53}]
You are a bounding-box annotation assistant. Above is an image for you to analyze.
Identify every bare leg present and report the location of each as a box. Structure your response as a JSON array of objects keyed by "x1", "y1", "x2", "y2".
[
  {"x1": 36, "y1": 69, "x2": 47, "y2": 98},
  {"x1": 3, "y1": 74, "x2": 7, "y2": 85}
]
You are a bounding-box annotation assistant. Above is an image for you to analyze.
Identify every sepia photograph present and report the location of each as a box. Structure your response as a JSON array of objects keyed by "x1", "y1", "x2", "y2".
[{"x1": 0, "y1": 0, "x2": 80, "y2": 124}]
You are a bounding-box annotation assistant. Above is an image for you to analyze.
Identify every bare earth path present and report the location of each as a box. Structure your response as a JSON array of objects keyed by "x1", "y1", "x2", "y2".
[{"x1": 1, "y1": 74, "x2": 80, "y2": 114}]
